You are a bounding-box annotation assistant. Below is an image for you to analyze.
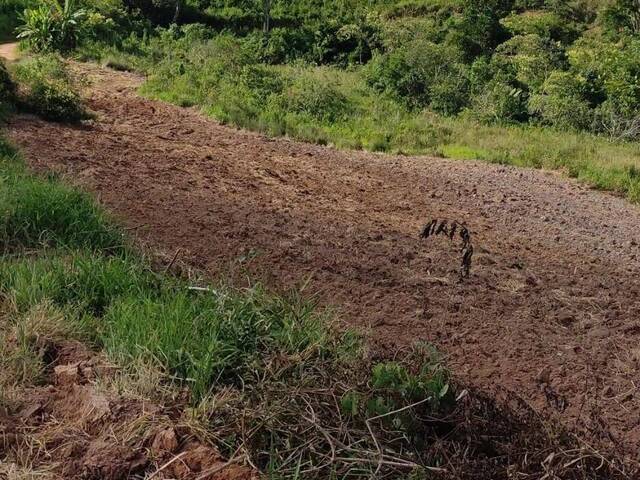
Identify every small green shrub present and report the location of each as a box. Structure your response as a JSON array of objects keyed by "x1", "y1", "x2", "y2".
[
  {"x1": 568, "y1": 36, "x2": 640, "y2": 118},
  {"x1": 601, "y1": 0, "x2": 640, "y2": 37},
  {"x1": 23, "y1": 80, "x2": 87, "y2": 121},
  {"x1": 493, "y1": 34, "x2": 566, "y2": 91},
  {"x1": 468, "y1": 80, "x2": 528, "y2": 124},
  {"x1": 12, "y1": 53, "x2": 69, "y2": 82},
  {"x1": 500, "y1": 10, "x2": 580, "y2": 43},
  {"x1": 12, "y1": 54, "x2": 88, "y2": 122},
  {"x1": 428, "y1": 70, "x2": 470, "y2": 115},
  {"x1": 528, "y1": 71, "x2": 593, "y2": 130},
  {"x1": 276, "y1": 73, "x2": 352, "y2": 122},
  {"x1": 366, "y1": 39, "x2": 470, "y2": 113}
]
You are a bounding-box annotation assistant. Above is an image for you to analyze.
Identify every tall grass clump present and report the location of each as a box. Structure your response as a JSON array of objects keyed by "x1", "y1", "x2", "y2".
[
  {"x1": 0, "y1": 251, "x2": 158, "y2": 315},
  {"x1": 0, "y1": 160, "x2": 122, "y2": 252},
  {"x1": 16, "y1": 0, "x2": 86, "y2": 52}
]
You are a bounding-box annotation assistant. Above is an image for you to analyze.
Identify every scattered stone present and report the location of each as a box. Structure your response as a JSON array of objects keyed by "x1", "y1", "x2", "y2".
[
  {"x1": 81, "y1": 440, "x2": 147, "y2": 479},
  {"x1": 172, "y1": 444, "x2": 224, "y2": 478},
  {"x1": 69, "y1": 385, "x2": 111, "y2": 423},
  {"x1": 525, "y1": 274, "x2": 539, "y2": 286},
  {"x1": 18, "y1": 403, "x2": 43, "y2": 420},
  {"x1": 151, "y1": 427, "x2": 179, "y2": 454},
  {"x1": 557, "y1": 312, "x2": 576, "y2": 327}
]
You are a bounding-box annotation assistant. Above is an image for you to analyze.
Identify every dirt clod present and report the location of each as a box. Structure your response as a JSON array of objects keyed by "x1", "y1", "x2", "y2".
[
  {"x1": 54, "y1": 362, "x2": 83, "y2": 385},
  {"x1": 420, "y1": 219, "x2": 474, "y2": 278},
  {"x1": 0, "y1": 340, "x2": 254, "y2": 480},
  {"x1": 151, "y1": 427, "x2": 179, "y2": 454}
]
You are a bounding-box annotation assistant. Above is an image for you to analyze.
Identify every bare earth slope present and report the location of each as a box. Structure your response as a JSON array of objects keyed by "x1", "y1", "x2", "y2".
[{"x1": 8, "y1": 63, "x2": 640, "y2": 456}]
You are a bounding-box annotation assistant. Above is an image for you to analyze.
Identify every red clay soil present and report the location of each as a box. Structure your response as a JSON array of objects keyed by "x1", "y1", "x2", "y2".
[
  {"x1": 0, "y1": 339, "x2": 256, "y2": 480},
  {"x1": 7, "y1": 62, "x2": 640, "y2": 459}
]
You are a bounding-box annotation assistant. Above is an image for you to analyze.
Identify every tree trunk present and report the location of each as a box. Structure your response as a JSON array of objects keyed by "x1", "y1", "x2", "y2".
[
  {"x1": 172, "y1": 0, "x2": 182, "y2": 24},
  {"x1": 263, "y1": 0, "x2": 271, "y2": 35}
]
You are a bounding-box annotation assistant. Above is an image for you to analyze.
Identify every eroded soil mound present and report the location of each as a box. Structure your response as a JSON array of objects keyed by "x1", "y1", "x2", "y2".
[
  {"x1": 0, "y1": 339, "x2": 256, "y2": 480},
  {"x1": 7, "y1": 62, "x2": 640, "y2": 460}
]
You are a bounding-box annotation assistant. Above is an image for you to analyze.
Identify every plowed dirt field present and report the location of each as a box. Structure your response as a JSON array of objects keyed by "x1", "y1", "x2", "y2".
[{"x1": 9, "y1": 62, "x2": 640, "y2": 457}]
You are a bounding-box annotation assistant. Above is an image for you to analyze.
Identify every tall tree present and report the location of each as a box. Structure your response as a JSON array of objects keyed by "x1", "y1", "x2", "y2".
[
  {"x1": 262, "y1": 0, "x2": 271, "y2": 34},
  {"x1": 172, "y1": 0, "x2": 182, "y2": 23}
]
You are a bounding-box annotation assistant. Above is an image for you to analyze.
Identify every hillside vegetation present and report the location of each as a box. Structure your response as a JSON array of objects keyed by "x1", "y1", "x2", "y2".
[{"x1": 7, "y1": 0, "x2": 640, "y2": 199}]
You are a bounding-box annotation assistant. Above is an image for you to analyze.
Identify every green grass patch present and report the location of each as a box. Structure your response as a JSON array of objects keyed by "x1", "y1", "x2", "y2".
[
  {"x1": 436, "y1": 118, "x2": 640, "y2": 200},
  {"x1": 0, "y1": 152, "x2": 123, "y2": 253},
  {"x1": 439, "y1": 144, "x2": 491, "y2": 161}
]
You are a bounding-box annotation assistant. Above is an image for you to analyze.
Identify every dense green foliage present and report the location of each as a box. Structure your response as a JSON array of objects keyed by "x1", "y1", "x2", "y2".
[
  {"x1": 10, "y1": 0, "x2": 640, "y2": 202},
  {"x1": 0, "y1": 0, "x2": 34, "y2": 40},
  {"x1": 0, "y1": 162, "x2": 121, "y2": 253},
  {"x1": 16, "y1": 0, "x2": 87, "y2": 51},
  {"x1": 19, "y1": 0, "x2": 640, "y2": 138}
]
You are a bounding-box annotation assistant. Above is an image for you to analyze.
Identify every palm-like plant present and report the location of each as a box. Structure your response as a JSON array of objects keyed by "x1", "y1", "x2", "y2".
[{"x1": 17, "y1": 0, "x2": 86, "y2": 52}]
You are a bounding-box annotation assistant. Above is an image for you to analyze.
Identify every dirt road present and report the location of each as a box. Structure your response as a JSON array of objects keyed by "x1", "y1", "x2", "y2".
[
  {"x1": 0, "y1": 42, "x2": 20, "y2": 62},
  {"x1": 8, "y1": 62, "x2": 640, "y2": 457}
]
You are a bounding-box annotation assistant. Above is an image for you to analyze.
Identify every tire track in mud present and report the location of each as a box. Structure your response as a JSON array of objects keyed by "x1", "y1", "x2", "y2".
[{"x1": 8, "y1": 62, "x2": 640, "y2": 456}]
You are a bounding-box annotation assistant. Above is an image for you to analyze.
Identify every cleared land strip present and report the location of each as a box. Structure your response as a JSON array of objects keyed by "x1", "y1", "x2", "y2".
[{"x1": 8, "y1": 61, "x2": 640, "y2": 455}]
